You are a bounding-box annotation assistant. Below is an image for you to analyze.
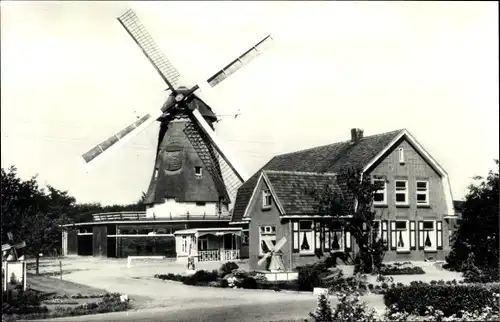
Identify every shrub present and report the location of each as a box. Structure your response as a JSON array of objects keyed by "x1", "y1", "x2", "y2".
[
  {"x1": 230, "y1": 268, "x2": 248, "y2": 279},
  {"x1": 216, "y1": 278, "x2": 229, "y2": 288},
  {"x1": 309, "y1": 293, "x2": 334, "y2": 322},
  {"x1": 296, "y1": 263, "x2": 329, "y2": 291},
  {"x1": 240, "y1": 277, "x2": 258, "y2": 289},
  {"x1": 384, "y1": 283, "x2": 500, "y2": 317},
  {"x1": 218, "y1": 262, "x2": 239, "y2": 277},
  {"x1": 154, "y1": 273, "x2": 186, "y2": 282},
  {"x1": 310, "y1": 291, "x2": 378, "y2": 322},
  {"x1": 183, "y1": 270, "x2": 218, "y2": 286}
]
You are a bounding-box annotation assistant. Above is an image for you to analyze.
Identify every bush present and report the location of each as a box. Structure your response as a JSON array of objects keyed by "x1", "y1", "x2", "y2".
[
  {"x1": 309, "y1": 292, "x2": 377, "y2": 322},
  {"x1": 183, "y1": 270, "x2": 218, "y2": 286},
  {"x1": 154, "y1": 273, "x2": 186, "y2": 282},
  {"x1": 218, "y1": 262, "x2": 239, "y2": 277},
  {"x1": 240, "y1": 277, "x2": 258, "y2": 289},
  {"x1": 297, "y1": 263, "x2": 330, "y2": 291},
  {"x1": 384, "y1": 283, "x2": 500, "y2": 317},
  {"x1": 309, "y1": 293, "x2": 334, "y2": 322},
  {"x1": 230, "y1": 268, "x2": 248, "y2": 279}
]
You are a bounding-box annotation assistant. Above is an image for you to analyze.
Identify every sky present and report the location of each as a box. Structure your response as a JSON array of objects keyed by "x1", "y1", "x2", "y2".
[{"x1": 1, "y1": 1, "x2": 498, "y2": 205}]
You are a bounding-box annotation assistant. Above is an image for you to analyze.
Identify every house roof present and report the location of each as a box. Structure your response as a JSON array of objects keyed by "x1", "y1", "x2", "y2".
[
  {"x1": 263, "y1": 171, "x2": 350, "y2": 215},
  {"x1": 231, "y1": 129, "x2": 404, "y2": 223}
]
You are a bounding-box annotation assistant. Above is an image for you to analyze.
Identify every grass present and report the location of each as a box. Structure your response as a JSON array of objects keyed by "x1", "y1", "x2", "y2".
[{"x1": 2, "y1": 274, "x2": 131, "y2": 321}]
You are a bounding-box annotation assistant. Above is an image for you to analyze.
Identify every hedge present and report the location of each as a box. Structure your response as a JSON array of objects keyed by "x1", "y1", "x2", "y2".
[{"x1": 384, "y1": 282, "x2": 500, "y2": 317}]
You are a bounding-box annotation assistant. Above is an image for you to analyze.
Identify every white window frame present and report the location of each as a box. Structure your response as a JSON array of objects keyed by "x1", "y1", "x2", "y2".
[
  {"x1": 259, "y1": 225, "x2": 276, "y2": 256},
  {"x1": 298, "y1": 220, "x2": 315, "y2": 255},
  {"x1": 422, "y1": 220, "x2": 437, "y2": 252},
  {"x1": 395, "y1": 220, "x2": 410, "y2": 252},
  {"x1": 154, "y1": 168, "x2": 159, "y2": 179},
  {"x1": 398, "y1": 148, "x2": 405, "y2": 163},
  {"x1": 262, "y1": 189, "x2": 272, "y2": 208},
  {"x1": 395, "y1": 180, "x2": 408, "y2": 206},
  {"x1": 373, "y1": 179, "x2": 387, "y2": 205},
  {"x1": 416, "y1": 180, "x2": 429, "y2": 206},
  {"x1": 195, "y1": 166, "x2": 203, "y2": 177}
]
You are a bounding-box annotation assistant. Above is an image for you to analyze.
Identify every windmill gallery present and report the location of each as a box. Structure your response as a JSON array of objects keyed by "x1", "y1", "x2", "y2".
[{"x1": 61, "y1": 9, "x2": 461, "y2": 273}]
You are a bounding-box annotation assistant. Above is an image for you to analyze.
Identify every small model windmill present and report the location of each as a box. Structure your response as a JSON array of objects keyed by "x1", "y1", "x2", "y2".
[
  {"x1": 81, "y1": 9, "x2": 274, "y2": 211},
  {"x1": 2, "y1": 232, "x2": 26, "y2": 262},
  {"x1": 258, "y1": 237, "x2": 287, "y2": 272}
]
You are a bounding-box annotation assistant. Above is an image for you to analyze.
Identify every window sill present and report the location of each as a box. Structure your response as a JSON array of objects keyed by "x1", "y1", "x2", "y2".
[
  {"x1": 396, "y1": 250, "x2": 411, "y2": 254},
  {"x1": 424, "y1": 250, "x2": 438, "y2": 253},
  {"x1": 417, "y1": 205, "x2": 431, "y2": 208},
  {"x1": 374, "y1": 204, "x2": 388, "y2": 208},
  {"x1": 261, "y1": 206, "x2": 272, "y2": 212},
  {"x1": 395, "y1": 204, "x2": 410, "y2": 208},
  {"x1": 298, "y1": 253, "x2": 316, "y2": 257}
]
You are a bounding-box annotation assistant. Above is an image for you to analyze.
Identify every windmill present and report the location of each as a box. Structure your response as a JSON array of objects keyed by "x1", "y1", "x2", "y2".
[
  {"x1": 258, "y1": 237, "x2": 287, "y2": 272},
  {"x1": 81, "y1": 9, "x2": 273, "y2": 215}
]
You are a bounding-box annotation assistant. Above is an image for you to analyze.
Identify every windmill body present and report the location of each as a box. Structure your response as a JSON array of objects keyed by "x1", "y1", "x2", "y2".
[{"x1": 144, "y1": 89, "x2": 232, "y2": 219}]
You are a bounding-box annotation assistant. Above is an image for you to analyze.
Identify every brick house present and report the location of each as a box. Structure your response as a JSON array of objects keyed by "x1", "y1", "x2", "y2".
[{"x1": 229, "y1": 128, "x2": 457, "y2": 271}]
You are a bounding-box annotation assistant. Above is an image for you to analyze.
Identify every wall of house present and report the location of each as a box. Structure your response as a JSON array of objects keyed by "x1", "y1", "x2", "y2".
[
  {"x1": 369, "y1": 138, "x2": 450, "y2": 261},
  {"x1": 248, "y1": 179, "x2": 288, "y2": 271}
]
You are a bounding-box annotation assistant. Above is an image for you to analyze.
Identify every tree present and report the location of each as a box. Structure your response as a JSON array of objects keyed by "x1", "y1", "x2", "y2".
[
  {"x1": 312, "y1": 168, "x2": 386, "y2": 273},
  {"x1": 445, "y1": 160, "x2": 499, "y2": 279},
  {"x1": 1, "y1": 166, "x2": 72, "y2": 274}
]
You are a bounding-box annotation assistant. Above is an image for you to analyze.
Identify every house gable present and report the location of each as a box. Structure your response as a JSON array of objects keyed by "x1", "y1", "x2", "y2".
[
  {"x1": 363, "y1": 130, "x2": 454, "y2": 217},
  {"x1": 243, "y1": 172, "x2": 285, "y2": 221}
]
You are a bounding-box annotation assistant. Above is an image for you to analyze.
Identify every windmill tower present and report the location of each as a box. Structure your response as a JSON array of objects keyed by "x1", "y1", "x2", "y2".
[{"x1": 81, "y1": 9, "x2": 273, "y2": 219}]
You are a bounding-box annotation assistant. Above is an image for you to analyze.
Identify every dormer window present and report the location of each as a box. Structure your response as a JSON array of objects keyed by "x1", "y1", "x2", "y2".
[
  {"x1": 398, "y1": 148, "x2": 405, "y2": 164},
  {"x1": 195, "y1": 166, "x2": 202, "y2": 178},
  {"x1": 262, "y1": 189, "x2": 272, "y2": 208}
]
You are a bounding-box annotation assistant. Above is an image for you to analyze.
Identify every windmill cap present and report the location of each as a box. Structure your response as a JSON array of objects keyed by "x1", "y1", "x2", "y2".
[{"x1": 161, "y1": 87, "x2": 217, "y2": 121}]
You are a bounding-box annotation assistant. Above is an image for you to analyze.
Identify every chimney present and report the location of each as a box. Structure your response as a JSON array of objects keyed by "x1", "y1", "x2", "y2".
[{"x1": 350, "y1": 128, "x2": 364, "y2": 142}]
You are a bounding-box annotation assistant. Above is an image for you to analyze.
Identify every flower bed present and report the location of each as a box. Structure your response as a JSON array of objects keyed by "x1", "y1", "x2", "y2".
[
  {"x1": 380, "y1": 262, "x2": 425, "y2": 275},
  {"x1": 384, "y1": 281, "x2": 500, "y2": 317}
]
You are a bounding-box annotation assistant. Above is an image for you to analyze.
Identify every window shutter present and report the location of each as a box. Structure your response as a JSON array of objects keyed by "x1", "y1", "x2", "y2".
[
  {"x1": 418, "y1": 221, "x2": 424, "y2": 250},
  {"x1": 382, "y1": 220, "x2": 389, "y2": 250},
  {"x1": 292, "y1": 222, "x2": 299, "y2": 253},
  {"x1": 390, "y1": 221, "x2": 397, "y2": 250},
  {"x1": 437, "y1": 221, "x2": 443, "y2": 250},
  {"x1": 345, "y1": 230, "x2": 351, "y2": 251},
  {"x1": 410, "y1": 221, "x2": 416, "y2": 250}
]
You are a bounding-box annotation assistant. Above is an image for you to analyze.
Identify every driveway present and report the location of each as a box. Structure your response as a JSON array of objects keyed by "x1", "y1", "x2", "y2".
[{"x1": 27, "y1": 257, "x2": 386, "y2": 321}]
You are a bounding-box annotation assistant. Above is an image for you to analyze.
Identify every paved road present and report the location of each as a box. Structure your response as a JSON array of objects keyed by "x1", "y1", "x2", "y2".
[{"x1": 42, "y1": 300, "x2": 316, "y2": 321}]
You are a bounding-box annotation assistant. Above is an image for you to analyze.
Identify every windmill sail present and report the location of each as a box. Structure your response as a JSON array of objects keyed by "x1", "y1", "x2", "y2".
[
  {"x1": 206, "y1": 34, "x2": 273, "y2": 88},
  {"x1": 117, "y1": 9, "x2": 180, "y2": 91},
  {"x1": 81, "y1": 112, "x2": 161, "y2": 165}
]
